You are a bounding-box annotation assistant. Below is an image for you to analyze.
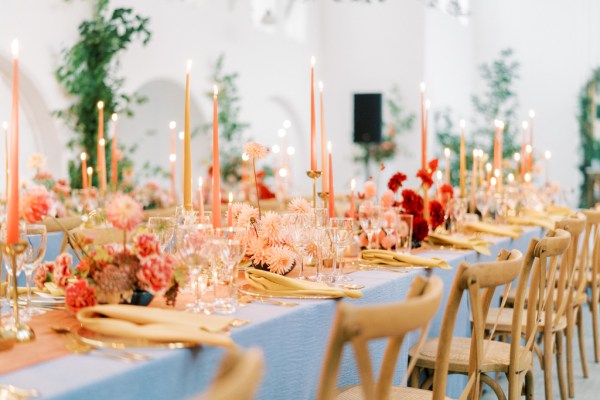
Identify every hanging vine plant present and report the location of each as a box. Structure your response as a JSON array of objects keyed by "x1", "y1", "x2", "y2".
[
  {"x1": 55, "y1": 0, "x2": 151, "y2": 188},
  {"x1": 577, "y1": 68, "x2": 600, "y2": 207}
]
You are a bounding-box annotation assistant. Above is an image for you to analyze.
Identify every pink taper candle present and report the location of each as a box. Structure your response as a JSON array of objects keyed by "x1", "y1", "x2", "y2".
[
  {"x1": 227, "y1": 192, "x2": 233, "y2": 227},
  {"x1": 319, "y1": 81, "x2": 328, "y2": 191},
  {"x1": 97, "y1": 101, "x2": 106, "y2": 195},
  {"x1": 327, "y1": 141, "x2": 335, "y2": 218},
  {"x1": 420, "y1": 83, "x2": 426, "y2": 169},
  {"x1": 169, "y1": 121, "x2": 177, "y2": 202},
  {"x1": 310, "y1": 57, "x2": 317, "y2": 171},
  {"x1": 183, "y1": 61, "x2": 192, "y2": 209},
  {"x1": 7, "y1": 40, "x2": 19, "y2": 244},
  {"x1": 528, "y1": 110, "x2": 535, "y2": 173},
  {"x1": 110, "y1": 113, "x2": 118, "y2": 190},
  {"x1": 521, "y1": 121, "x2": 528, "y2": 181},
  {"x1": 80, "y1": 152, "x2": 88, "y2": 190},
  {"x1": 197, "y1": 177, "x2": 204, "y2": 216},
  {"x1": 349, "y1": 178, "x2": 356, "y2": 219},
  {"x1": 212, "y1": 85, "x2": 222, "y2": 228}
]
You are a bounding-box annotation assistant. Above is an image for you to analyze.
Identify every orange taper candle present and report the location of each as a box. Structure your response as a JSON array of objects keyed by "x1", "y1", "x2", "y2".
[
  {"x1": 227, "y1": 192, "x2": 233, "y2": 227},
  {"x1": 183, "y1": 61, "x2": 192, "y2": 209},
  {"x1": 212, "y1": 85, "x2": 222, "y2": 228},
  {"x1": 319, "y1": 81, "x2": 328, "y2": 192},
  {"x1": 7, "y1": 40, "x2": 19, "y2": 244},
  {"x1": 327, "y1": 141, "x2": 335, "y2": 218},
  {"x1": 97, "y1": 101, "x2": 106, "y2": 195},
  {"x1": 169, "y1": 121, "x2": 177, "y2": 202},
  {"x1": 349, "y1": 178, "x2": 356, "y2": 220},
  {"x1": 420, "y1": 83, "x2": 426, "y2": 169},
  {"x1": 110, "y1": 113, "x2": 118, "y2": 190},
  {"x1": 310, "y1": 57, "x2": 317, "y2": 171},
  {"x1": 80, "y1": 152, "x2": 88, "y2": 190},
  {"x1": 459, "y1": 119, "x2": 466, "y2": 197}
]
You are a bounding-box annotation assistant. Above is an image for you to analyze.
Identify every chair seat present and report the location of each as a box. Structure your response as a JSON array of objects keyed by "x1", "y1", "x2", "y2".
[
  {"x1": 409, "y1": 337, "x2": 532, "y2": 374},
  {"x1": 482, "y1": 307, "x2": 567, "y2": 333},
  {"x1": 337, "y1": 384, "x2": 452, "y2": 400},
  {"x1": 503, "y1": 287, "x2": 587, "y2": 306}
]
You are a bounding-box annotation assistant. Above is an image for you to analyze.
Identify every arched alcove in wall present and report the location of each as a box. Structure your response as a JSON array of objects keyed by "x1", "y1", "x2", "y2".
[
  {"x1": 0, "y1": 52, "x2": 61, "y2": 191},
  {"x1": 118, "y1": 78, "x2": 206, "y2": 190}
]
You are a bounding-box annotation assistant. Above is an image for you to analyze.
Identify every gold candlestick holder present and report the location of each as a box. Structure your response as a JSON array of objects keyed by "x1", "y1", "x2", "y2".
[
  {"x1": 318, "y1": 191, "x2": 329, "y2": 209},
  {"x1": 306, "y1": 170, "x2": 322, "y2": 208},
  {"x1": 0, "y1": 240, "x2": 35, "y2": 342}
]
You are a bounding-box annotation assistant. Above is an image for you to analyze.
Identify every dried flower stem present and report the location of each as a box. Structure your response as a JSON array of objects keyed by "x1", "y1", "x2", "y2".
[{"x1": 253, "y1": 159, "x2": 262, "y2": 218}]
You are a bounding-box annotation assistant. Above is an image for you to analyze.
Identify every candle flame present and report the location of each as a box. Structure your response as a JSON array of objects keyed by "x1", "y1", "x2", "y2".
[
  {"x1": 97, "y1": 101, "x2": 104, "y2": 110},
  {"x1": 529, "y1": 109, "x2": 535, "y2": 118},
  {"x1": 11, "y1": 39, "x2": 19, "y2": 57},
  {"x1": 318, "y1": 81, "x2": 323, "y2": 91},
  {"x1": 228, "y1": 192, "x2": 233, "y2": 203},
  {"x1": 99, "y1": 138, "x2": 106, "y2": 146},
  {"x1": 485, "y1": 163, "x2": 492, "y2": 172},
  {"x1": 498, "y1": 121, "x2": 504, "y2": 129},
  {"x1": 327, "y1": 141, "x2": 332, "y2": 153},
  {"x1": 436, "y1": 170, "x2": 442, "y2": 180},
  {"x1": 198, "y1": 177, "x2": 203, "y2": 187},
  {"x1": 524, "y1": 173, "x2": 531, "y2": 183},
  {"x1": 310, "y1": 56, "x2": 316, "y2": 66},
  {"x1": 420, "y1": 82, "x2": 426, "y2": 92},
  {"x1": 213, "y1": 85, "x2": 218, "y2": 96},
  {"x1": 522, "y1": 121, "x2": 529, "y2": 129},
  {"x1": 494, "y1": 169, "x2": 500, "y2": 178},
  {"x1": 1, "y1": 121, "x2": 7, "y2": 131},
  {"x1": 472, "y1": 149, "x2": 478, "y2": 157},
  {"x1": 87, "y1": 166, "x2": 93, "y2": 174},
  {"x1": 80, "y1": 152, "x2": 87, "y2": 161},
  {"x1": 282, "y1": 119, "x2": 291, "y2": 129},
  {"x1": 544, "y1": 150, "x2": 552, "y2": 160},
  {"x1": 278, "y1": 168, "x2": 288, "y2": 178},
  {"x1": 444, "y1": 147, "x2": 450, "y2": 157},
  {"x1": 242, "y1": 152, "x2": 250, "y2": 161},
  {"x1": 351, "y1": 178, "x2": 356, "y2": 191},
  {"x1": 525, "y1": 144, "x2": 532, "y2": 153},
  {"x1": 111, "y1": 113, "x2": 118, "y2": 122},
  {"x1": 508, "y1": 173, "x2": 515, "y2": 182},
  {"x1": 460, "y1": 119, "x2": 466, "y2": 129},
  {"x1": 186, "y1": 60, "x2": 192, "y2": 72},
  {"x1": 425, "y1": 99, "x2": 431, "y2": 109},
  {"x1": 169, "y1": 121, "x2": 176, "y2": 129},
  {"x1": 286, "y1": 146, "x2": 295, "y2": 156},
  {"x1": 491, "y1": 177, "x2": 497, "y2": 186},
  {"x1": 178, "y1": 131, "x2": 184, "y2": 141},
  {"x1": 514, "y1": 152, "x2": 521, "y2": 161},
  {"x1": 277, "y1": 128, "x2": 286, "y2": 138},
  {"x1": 169, "y1": 154, "x2": 176, "y2": 162},
  {"x1": 272, "y1": 144, "x2": 280, "y2": 154}
]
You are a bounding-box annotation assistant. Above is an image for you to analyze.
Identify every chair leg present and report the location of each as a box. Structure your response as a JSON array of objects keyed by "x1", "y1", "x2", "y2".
[
  {"x1": 577, "y1": 305, "x2": 589, "y2": 378},
  {"x1": 506, "y1": 368, "x2": 521, "y2": 400},
  {"x1": 543, "y1": 331, "x2": 554, "y2": 400},
  {"x1": 525, "y1": 369, "x2": 534, "y2": 400},
  {"x1": 556, "y1": 331, "x2": 568, "y2": 400},
  {"x1": 592, "y1": 287, "x2": 600, "y2": 362},
  {"x1": 566, "y1": 309, "x2": 575, "y2": 398},
  {"x1": 481, "y1": 373, "x2": 506, "y2": 400}
]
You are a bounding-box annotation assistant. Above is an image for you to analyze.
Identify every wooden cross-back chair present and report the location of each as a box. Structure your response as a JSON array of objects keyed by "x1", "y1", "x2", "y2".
[
  {"x1": 196, "y1": 348, "x2": 264, "y2": 400},
  {"x1": 579, "y1": 209, "x2": 600, "y2": 365},
  {"x1": 408, "y1": 248, "x2": 527, "y2": 400},
  {"x1": 316, "y1": 275, "x2": 445, "y2": 400}
]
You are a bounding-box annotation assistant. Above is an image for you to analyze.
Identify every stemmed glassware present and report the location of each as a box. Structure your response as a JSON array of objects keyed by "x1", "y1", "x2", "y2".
[
  {"x1": 211, "y1": 227, "x2": 248, "y2": 314},
  {"x1": 328, "y1": 218, "x2": 354, "y2": 282},
  {"x1": 175, "y1": 224, "x2": 213, "y2": 314},
  {"x1": 358, "y1": 204, "x2": 381, "y2": 250},
  {"x1": 475, "y1": 190, "x2": 492, "y2": 221},
  {"x1": 381, "y1": 207, "x2": 399, "y2": 243},
  {"x1": 147, "y1": 217, "x2": 176, "y2": 252},
  {"x1": 282, "y1": 213, "x2": 312, "y2": 280},
  {"x1": 21, "y1": 224, "x2": 48, "y2": 319}
]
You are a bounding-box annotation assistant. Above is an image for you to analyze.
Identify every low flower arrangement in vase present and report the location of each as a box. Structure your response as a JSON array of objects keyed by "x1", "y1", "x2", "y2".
[
  {"x1": 357, "y1": 159, "x2": 450, "y2": 250},
  {"x1": 46, "y1": 193, "x2": 185, "y2": 313},
  {"x1": 130, "y1": 181, "x2": 174, "y2": 210},
  {"x1": 228, "y1": 197, "x2": 311, "y2": 275}
]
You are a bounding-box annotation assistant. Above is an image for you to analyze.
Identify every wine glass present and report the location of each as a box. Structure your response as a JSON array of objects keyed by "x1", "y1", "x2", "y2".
[
  {"x1": 211, "y1": 227, "x2": 248, "y2": 314},
  {"x1": 147, "y1": 217, "x2": 176, "y2": 252},
  {"x1": 475, "y1": 191, "x2": 492, "y2": 221},
  {"x1": 281, "y1": 213, "x2": 312, "y2": 280},
  {"x1": 358, "y1": 204, "x2": 381, "y2": 250},
  {"x1": 329, "y1": 218, "x2": 354, "y2": 282},
  {"x1": 175, "y1": 224, "x2": 213, "y2": 314},
  {"x1": 21, "y1": 224, "x2": 48, "y2": 319}
]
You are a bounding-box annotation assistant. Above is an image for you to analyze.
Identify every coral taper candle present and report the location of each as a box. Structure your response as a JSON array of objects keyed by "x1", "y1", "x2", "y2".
[
  {"x1": 420, "y1": 83, "x2": 426, "y2": 169},
  {"x1": 3, "y1": 121, "x2": 8, "y2": 199},
  {"x1": 197, "y1": 177, "x2": 204, "y2": 216},
  {"x1": 459, "y1": 119, "x2": 466, "y2": 197},
  {"x1": 7, "y1": 39, "x2": 19, "y2": 244},
  {"x1": 97, "y1": 101, "x2": 106, "y2": 195},
  {"x1": 183, "y1": 61, "x2": 192, "y2": 210},
  {"x1": 493, "y1": 120, "x2": 500, "y2": 171},
  {"x1": 528, "y1": 110, "x2": 535, "y2": 172},
  {"x1": 310, "y1": 56, "x2": 317, "y2": 171},
  {"x1": 169, "y1": 121, "x2": 177, "y2": 202},
  {"x1": 80, "y1": 152, "x2": 88, "y2": 190},
  {"x1": 513, "y1": 153, "x2": 521, "y2": 183},
  {"x1": 521, "y1": 121, "x2": 528, "y2": 181},
  {"x1": 227, "y1": 192, "x2": 233, "y2": 227},
  {"x1": 110, "y1": 113, "x2": 118, "y2": 190},
  {"x1": 327, "y1": 141, "x2": 335, "y2": 218},
  {"x1": 87, "y1": 167, "x2": 93, "y2": 188},
  {"x1": 212, "y1": 85, "x2": 222, "y2": 228},
  {"x1": 319, "y1": 81, "x2": 328, "y2": 191},
  {"x1": 349, "y1": 178, "x2": 356, "y2": 219},
  {"x1": 444, "y1": 147, "x2": 451, "y2": 185}
]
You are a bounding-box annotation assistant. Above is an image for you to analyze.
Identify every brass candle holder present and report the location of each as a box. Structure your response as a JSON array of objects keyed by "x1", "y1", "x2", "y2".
[
  {"x1": 318, "y1": 191, "x2": 329, "y2": 209},
  {"x1": 0, "y1": 240, "x2": 35, "y2": 343},
  {"x1": 306, "y1": 170, "x2": 322, "y2": 208}
]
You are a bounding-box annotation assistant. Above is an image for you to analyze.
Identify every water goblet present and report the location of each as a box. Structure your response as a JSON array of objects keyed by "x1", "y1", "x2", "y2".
[
  {"x1": 395, "y1": 214, "x2": 413, "y2": 254},
  {"x1": 328, "y1": 218, "x2": 354, "y2": 282},
  {"x1": 147, "y1": 217, "x2": 176, "y2": 252},
  {"x1": 21, "y1": 224, "x2": 48, "y2": 319},
  {"x1": 358, "y1": 204, "x2": 381, "y2": 250},
  {"x1": 211, "y1": 227, "x2": 248, "y2": 314},
  {"x1": 281, "y1": 213, "x2": 312, "y2": 280}
]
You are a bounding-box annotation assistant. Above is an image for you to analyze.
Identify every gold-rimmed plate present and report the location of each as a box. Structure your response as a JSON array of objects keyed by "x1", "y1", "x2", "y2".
[
  {"x1": 76, "y1": 327, "x2": 197, "y2": 349},
  {"x1": 238, "y1": 283, "x2": 340, "y2": 299}
]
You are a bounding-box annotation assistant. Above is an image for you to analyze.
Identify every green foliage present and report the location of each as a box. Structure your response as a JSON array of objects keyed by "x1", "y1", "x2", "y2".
[
  {"x1": 577, "y1": 69, "x2": 600, "y2": 207},
  {"x1": 436, "y1": 48, "x2": 521, "y2": 186},
  {"x1": 203, "y1": 54, "x2": 250, "y2": 183},
  {"x1": 55, "y1": 0, "x2": 151, "y2": 188},
  {"x1": 354, "y1": 85, "x2": 416, "y2": 179}
]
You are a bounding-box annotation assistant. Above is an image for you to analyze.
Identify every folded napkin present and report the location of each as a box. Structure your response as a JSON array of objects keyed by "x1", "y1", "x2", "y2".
[
  {"x1": 43, "y1": 216, "x2": 83, "y2": 233},
  {"x1": 245, "y1": 269, "x2": 362, "y2": 298},
  {"x1": 425, "y1": 233, "x2": 492, "y2": 256},
  {"x1": 0, "y1": 283, "x2": 28, "y2": 298},
  {"x1": 71, "y1": 227, "x2": 124, "y2": 246},
  {"x1": 547, "y1": 205, "x2": 575, "y2": 217},
  {"x1": 42, "y1": 282, "x2": 65, "y2": 296},
  {"x1": 464, "y1": 221, "x2": 524, "y2": 240},
  {"x1": 77, "y1": 304, "x2": 235, "y2": 348},
  {"x1": 360, "y1": 249, "x2": 450, "y2": 269},
  {"x1": 142, "y1": 207, "x2": 177, "y2": 221},
  {"x1": 507, "y1": 216, "x2": 554, "y2": 230}
]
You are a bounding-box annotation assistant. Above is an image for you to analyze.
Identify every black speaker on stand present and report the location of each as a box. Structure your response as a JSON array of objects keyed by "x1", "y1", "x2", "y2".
[{"x1": 353, "y1": 93, "x2": 382, "y2": 144}]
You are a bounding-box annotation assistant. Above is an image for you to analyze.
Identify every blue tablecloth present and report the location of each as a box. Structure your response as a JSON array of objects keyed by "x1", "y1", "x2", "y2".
[{"x1": 0, "y1": 227, "x2": 542, "y2": 399}]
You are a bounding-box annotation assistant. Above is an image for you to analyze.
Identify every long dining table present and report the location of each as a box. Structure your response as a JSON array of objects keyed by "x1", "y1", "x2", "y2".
[{"x1": 0, "y1": 227, "x2": 542, "y2": 399}]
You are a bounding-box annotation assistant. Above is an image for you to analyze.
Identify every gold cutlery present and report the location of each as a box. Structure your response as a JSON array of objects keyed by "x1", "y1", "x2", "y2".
[
  {"x1": 0, "y1": 384, "x2": 39, "y2": 399},
  {"x1": 239, "y1": 296, "x2": 298, "y2": 307}
]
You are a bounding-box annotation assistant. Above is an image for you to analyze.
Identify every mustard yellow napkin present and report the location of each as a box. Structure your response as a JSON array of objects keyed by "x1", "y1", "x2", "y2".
[
  {"x1": 77, "y1": 304, "x2": 235, "y2": 348},
  {"x1": 245, "y1": 269, "x2": 362, "y2": 299},
  {"x1": 0, "y1": 284, "x2": 28, "y2": 298},
  {"x1": 547, "y1": 205, "x2": 575, "y2": 217},
  {"x1": 43, "y1": 216, "x2": 83, "y2": 233},
  {"x1": 425, "y1": 233, "x2": 492, "y2": 256},
  {"x1": 464, "y1": 221, "x2": 524, "y2": 240},
  {"x1": 507, "y1": 216, "x2": 554, "y2": 230},
  {"x1": 360, "y1": 249, "x2": 450, "y2": 269}
]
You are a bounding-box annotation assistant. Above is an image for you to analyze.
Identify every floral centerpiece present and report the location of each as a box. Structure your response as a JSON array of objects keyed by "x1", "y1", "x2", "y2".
[
  {"x1": 358, "y1": 159, "x2": 449, "y2": 250},
  {"x1": 27, "y1": 153, "x2": 71, "y2": 218},
  {"x1": 45, "y1": 193, "x2": 184, "y2": 313},
  {"x1": 131, "y1": 181, "x2": 174, "y2": 210},
  {"x1": 228, "y1": 197, "x2": 310, "y2": 275}
]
